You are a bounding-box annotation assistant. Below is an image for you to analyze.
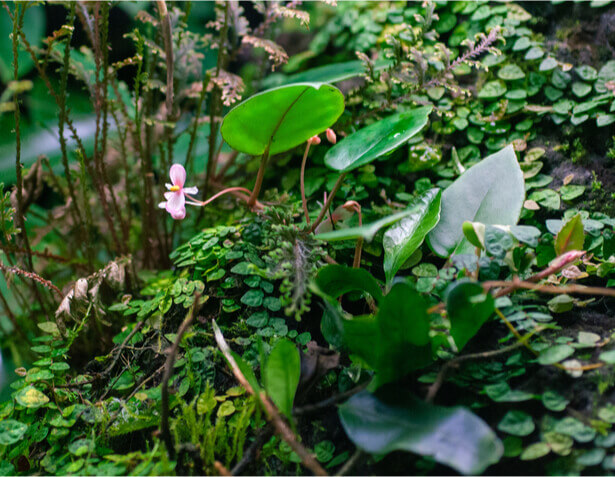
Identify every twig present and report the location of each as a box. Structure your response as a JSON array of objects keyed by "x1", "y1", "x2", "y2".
[
  {"x1": 310, "y1": 173, "x2": 347, "y2": 233},
  {"x1": 0, "y1": 263, "x2": 62, "y2": 298},
  {"x1": 160, "y1": 297, "x2": 200, "y2": 461},
  {"x1": 293, "y1": 381, "x2": 369, "y2": 416},
  {"x1": 213, "y1": 321, "x2": 328, "y2": 476},
  {"x1": 300, "y1": 141, "x2": 312, "y2": 225},
  {"x1": 204, "y1": 2, "x2": 230, "y2": 198},
  {"x1": 485, "y1": 279, "x2": 615, "y2": 298},
  {"x1": 425, "y1": 339, "x2": 529, "y2": 403},
  {"x1": 338, "y1": 449, "x2": 363, "y2": 476},
  {"x1": 231, "y1": 425, "x2": 273, "y2": 475},
  {"x1": 102, "y1": 321, "x2": 144, "y2": 377},
  {"x1": 156, "y1": 0, "x2": 174, "y2": 120},
  {"x1": 214, "y1": 461, "x2": 232, "y2": 476}
]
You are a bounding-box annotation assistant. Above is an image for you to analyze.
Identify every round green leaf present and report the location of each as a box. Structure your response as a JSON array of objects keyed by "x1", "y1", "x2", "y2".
[
  {"x1": 572, "y1": 81, "x2": 592, "y2": 98},
  {"x1": 498, "y1": 64, "x2": 525, "y2": 81},
  {"x1": 542, "y1": 390, "x2": 569, "y2": 411},
  {"x1": 15, "y1": 385, "x2": 49, "y2": 408},
  {"x1": 498, "y1": 411, "x2": 535, "y2": 436},
  {"x1": 68, "y1": 438, "x2": 93, "y2": 457},
  {"x1": 478, "y1": 80, "x2": 507, "y2": 99},
  {"x1": 0, "y1": 420, "x2": 28, "y2": 446},
  {"x1": 323, "y1": 106, "x2": 432, "y2": 172},
  {"x1": 576, "y1": 65, "x2": 598, "y2": 81},
  {"x1": 537, "y1": 345, "x2": 575, "y2": 365},
  {"x1": 220, "y1": 83, "x2": 344, "y2": 156},
  {"x1": 520, "y1": 442, "x2": 550, "y2": 460},
  {"x1": 240, "y1": 290, "x2": 264, "y2": 307}
]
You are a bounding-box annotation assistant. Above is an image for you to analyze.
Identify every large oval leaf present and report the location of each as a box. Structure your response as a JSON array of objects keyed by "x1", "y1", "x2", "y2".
[
  {"x1": 383, "y1": 188, "x2": 441, "y2": 285},
  {"x1": 220, "y1": 83, "x2": 344, "y2": 156},
  {"x1": 427, "y1": 145, "x2": 524, "y2": 257},
  {"x1": 263, "y1": 339, "x2": 300, "y2": 418},
  {"x1": 339, "y1": 389, "x2": 503, "y2": 475},
  {"x1": 323, "y1": 106, "x2": 432, "y2": 172}
]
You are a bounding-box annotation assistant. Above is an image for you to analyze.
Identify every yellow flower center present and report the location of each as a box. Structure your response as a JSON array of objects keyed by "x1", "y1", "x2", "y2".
[{"x1": 170, "y1": 185, "x2": 180, "y2": 192}]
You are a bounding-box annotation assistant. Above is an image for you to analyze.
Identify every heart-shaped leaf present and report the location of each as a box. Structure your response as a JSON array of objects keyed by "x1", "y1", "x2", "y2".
[
  {"x1": 339, "y1": 389, "x2": 503, "y2": 475},
  {"x1": 220, "y1": 83, "x2": 344, "y2": 156},
  {"x1": 554, "y1": 213, "x2": 585, "y2": 255},
  {"x1": 383, "y1": 188, "x2": 441, "y2": 284},
  {"x1": 0, "y1": 420, "x2": 28, "y2": 446},
  {"x1": 323, "y1": 106, "x2": 432, "y2": 172},
  {"x1": 428, "y1": 145, "x2": 525, "y2": 257},
  {"x1": 263, "y1": 339, "x2": 300, "y2": 418},
  {"x1": 324, "y1": 282, "x2": 433, "y2": 386}
]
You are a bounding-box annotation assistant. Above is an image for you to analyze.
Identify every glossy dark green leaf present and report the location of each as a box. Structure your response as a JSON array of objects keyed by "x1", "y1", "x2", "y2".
[
  {"x1": 339, "y1": 389, "x2": 503, "y2": 475},
  {"x1": 383, "y1": 188, "x2": 441, "y2": 284},
  {"x1": 445, "y1": 280, "x2": 495, "y2": 351},
  {"x1": 313, "y1": 264, "x2": 383, "y2": 303},
  {"x1": 341, "y1": 283, "x2": 433, "y2": 386},
  {"x1": 220, "y1": 83, "x2": 344, "y2": 156},
  {"x1": 323, "y1": 107, "x2": 432, "y2": 172},
  {"x1": 316, "y1": 209, "x2": 423, "y2": 243},
  {"x1": 263, "y1": 339, "x2": 301, "y2": 418},
  {"x1": 428, "y1": 145, "x2": 525, "y2": 257}
]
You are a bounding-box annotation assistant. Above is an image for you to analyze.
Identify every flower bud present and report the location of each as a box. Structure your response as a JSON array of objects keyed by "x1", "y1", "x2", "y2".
[
  {"x1": 326, "y1": 128, "x2": 337, "y2": 144},
  {"x1": 308, "y1": 135, "x2": 321, "y2": 146}
]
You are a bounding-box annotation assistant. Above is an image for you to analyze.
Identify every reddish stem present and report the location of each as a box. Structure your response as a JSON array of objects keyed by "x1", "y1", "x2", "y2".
[{"x1": 300, "y1": 141, "x2": 312, "y2": 225}]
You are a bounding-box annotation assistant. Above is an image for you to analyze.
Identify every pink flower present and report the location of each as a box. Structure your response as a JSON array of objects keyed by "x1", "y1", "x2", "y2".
[
  {"x1": 326, "y1": 128, "x2": 336, "y2": 144},
  {"x1": 308, "y1": 135, "x2": 321, "y2": 146},
  {"x1": 158, "y1": 164, "x2": 199, "y2": 220}
]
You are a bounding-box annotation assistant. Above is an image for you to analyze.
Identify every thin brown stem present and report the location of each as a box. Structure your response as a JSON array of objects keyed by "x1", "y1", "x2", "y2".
[
  {"x1": 204, "y1": 2, "x2": 230, "y2": 198},
  {"x1": 160, "y1": 297, "x2": 200, "y2": 460},
  {"x1": 351, "y1": 202, "x2": 363, "y2": 268},
  {"x1": 0, "y1": 263, "x2": 62, "y2": 298},
  {"x1": 300, "y1": 142, "x2": 312, "y2": 225},
  {"x1": 485, "y1": 279, "x2": 615, "y2": 298},
  {"x1": 310, "y1": 173, "x2": 347, "y2": 233},
  {"x1": 247, "y1": 148, "x2": 270, "y2": 208},
  {"x1": 213, "y1": 321, "x2": 328, "y2": 476}
]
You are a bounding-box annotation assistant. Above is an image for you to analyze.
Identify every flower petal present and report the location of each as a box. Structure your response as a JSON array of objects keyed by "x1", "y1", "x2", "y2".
[
  {"x1": 158, "y1": 201, "x2": 167, "y2": 209},
  {"x1": 169, "y1": 164, "x2": 186, "y2": 187},
  {"x1": 165, "y1": 191, "x2": 185, "y2": 216},
  {"x1": 170, "y1": 206, "x2": 186, "y2": 220},
  {"x1": 165, "y1": 183, "x2": 173, "y2": 190},
  {"x1": 183, "y1": 186, "x2": 198, "y2": 195}
]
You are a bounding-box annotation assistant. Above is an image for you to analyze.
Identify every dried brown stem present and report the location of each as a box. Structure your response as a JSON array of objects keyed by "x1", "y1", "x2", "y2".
[
  {"x1": 213, "y1": 321, "x2": 328, "y2": 476},
  {"x1": 485, "y1": 279, "x2": 615, "y2": 298},
  {"x1": 300, "y1": 141, "x2": 312, "y2": 225},
  {"x1": 0, "y1": 263, "x2": 62, "y2": 298},
  {"x1": 310, "y1": 173, "x2": 347, "y2": 233},
  {"x1": 161, "y1": 298, "x2": 200, "y2": 461}
]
